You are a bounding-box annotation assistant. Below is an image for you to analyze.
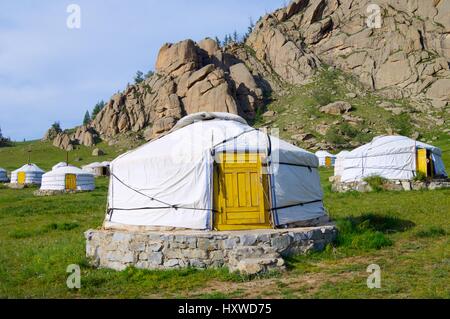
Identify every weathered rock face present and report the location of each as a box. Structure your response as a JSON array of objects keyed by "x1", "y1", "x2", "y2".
[
  {"x1": 319, "y1": 101, "x2": 352, "y2": 115},
  {"x1": 42, "y1": 127, "x2": 61, "y2": 142},
  {"x1": 92, "y1": 38, "x2": 266, "y2": 140},
  {"x1": 246, "y1": 0, "x2": 450, "y2": 102},
  {"x1": 52, "y1": 126, "x2": 98, "y2": 150}
]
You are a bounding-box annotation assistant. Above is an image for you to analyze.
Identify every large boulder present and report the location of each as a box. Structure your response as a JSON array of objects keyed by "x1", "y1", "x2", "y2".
[{"x1": 319, "y1": 101, "x2": 352, "y2": 115}]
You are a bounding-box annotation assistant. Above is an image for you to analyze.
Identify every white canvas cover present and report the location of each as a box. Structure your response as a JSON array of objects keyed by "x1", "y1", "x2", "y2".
[
  {"x1": 52, "y1": 162, "x2": 68, "y2": 170},
  {"x1": 106, "y1": 112, "x2": 325, "y2": 230},
  {"x1": 340, "y1": 135, "x2": 447, "y2": 182},
  {"x1": 0, "y1": 167, "x2": 9, "y2": 182},
  {"x1": 41, "y1": 165, "x2": 95, "y2": 191},
  {"x1": 315, "y1": 150, "x2": 336, "y2": 166},
  {"x1": 11, "y1": 164, "x2": 45, "y2": 184},
  {"x1": 334, "y1": 150, "x2": 350, "y2": 177}
]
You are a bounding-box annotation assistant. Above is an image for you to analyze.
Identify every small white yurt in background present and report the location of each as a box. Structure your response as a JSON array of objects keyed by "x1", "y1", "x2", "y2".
[
  {"x1": 334, "y1": 150, "x2": 350, "y2": 178},
  {"x1": 52, "y1": 162, "x2": 68, "y2": 171},
  {"x1": 0, "y1": 167, "x2": 9, "y2": 183},
  {"x1": 339, "y1": 135, "x2": 447, "y2": 182},
  {"x1": 41, "y1": 165, "x2": 95, "y2": 191},
  {"x1": 11, "y1": 164, "x2": 45, "y2": 185},
  {"x1": 315, "y1": 150, "x2": 336, "y2": 167},
  {"x1": 82, "y1": 162, "x2": 110, "y2": 177}
]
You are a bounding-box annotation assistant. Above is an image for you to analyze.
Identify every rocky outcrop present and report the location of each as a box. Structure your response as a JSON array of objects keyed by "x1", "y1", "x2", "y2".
[
  {"x1": 319, "y1": 101, "x2": 352, "y2": 115},
  {"x1": 52, "y1": 126, "x2": 99, "y2": 150},
  {"x1": 245, "y1": 0, "x2": 450, "y2": 103},
  {"x1": 92, "y1": 39, "x2": 267, "y2": 140}
]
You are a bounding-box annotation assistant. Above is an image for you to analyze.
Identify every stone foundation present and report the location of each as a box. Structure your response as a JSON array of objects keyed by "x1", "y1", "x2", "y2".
[
  {"x1": 331, "y1": 178, "x2": 450, "y2": 192},
  {"x1": 33, "y1": 189, "x2": 91, "y2": 196},
  {"x1": 85, "y1": 225, "x2": 337, "y2": 275}
]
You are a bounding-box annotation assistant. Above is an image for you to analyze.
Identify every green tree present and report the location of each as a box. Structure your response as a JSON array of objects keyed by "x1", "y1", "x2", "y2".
[
  {"x1": 232, "y1": 31, "x2": 239, "y2": 43},
  {"x1": 51, "y1": 121, "x2": 62, "y2": 132},
  {"x1": 134, "y1": 70, "x2": 144, "y2": 84},
  {"x1": 214, "y1": 36, "x2": 221, "y2": 47},
  {"x1": 145, "y1": 70, "x2": 154, "y2": 79},
  {"x1": 83, "y1": 110, "x2": 91, "y2": 125},
  {"x1": 91, "y1": 100, "x2": 105, "y2": 120}
]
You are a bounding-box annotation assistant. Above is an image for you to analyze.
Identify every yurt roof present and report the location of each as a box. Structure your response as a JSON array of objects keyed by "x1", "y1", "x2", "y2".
[
  {"x1": 171, "y1": 112, "x2": 247, "y2": 132},
  {"x1": 336, "y1": 150, "x2": 350, "y2": 158},
  {"x1": 347, "y1": 135, "x2": 442, "y2": 157},
  {"x1": 113, "y1": 112, "x2": 319, "y2": 168},
  {"x1": 12, "y1": 164, "x2": 44, "y2": 174},
  {"x1": 52, "y1": 162, "x2": 68, "y2": 170},
  {"x1": 44, "y1": 165, "x2": 93, "y2": 177},
  {"x1": 82, "y1": 162, "x2": 102, "y2": 169}
]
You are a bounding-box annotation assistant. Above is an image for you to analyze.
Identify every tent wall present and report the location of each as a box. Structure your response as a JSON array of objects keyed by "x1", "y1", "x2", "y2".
[
  {"x1": 41, "y1": 174, "x2": 95, "y2": 191},
  {"x1": 340, "y1": 136, "x2": 447, "y2": 182},
  {"x1": 0, "y1": 171, "x2": 9, "y2": 182},
  {"x1": 107, "y1": 116, "x2": 326, "y2": 230},
  {"x1": 11, "y1": 171, "x2": 44, "y2": 184}
]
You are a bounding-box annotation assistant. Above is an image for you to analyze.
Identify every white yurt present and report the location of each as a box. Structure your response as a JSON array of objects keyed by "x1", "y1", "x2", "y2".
[
  {"x1": 82, "y1": 162, "x2": 110, "y2": 177},
  {"x1": 52, "y1": 162, "x2": 68, "y2": 171},
  {"x1": 40, "y1": 165, "x2": 95, "y2": 191},
  {"x1": 315, "y1": 150, "x2": 336, "y2": 167},
  {"x1": 339, "y1": 135, "x2": 447, "y2": 183},
  {"x1": 334, "y1": 150, "x2": 350, "y2": 177},
  {"x1": 105, "y1": 112, "x2": 326, "y2": 231},
  {"x1": 11, "y1": 164, "x2": 45, "y2": 185},
  {"x1": 0, "y1": 167, "x2": 9, "y2": 182}
]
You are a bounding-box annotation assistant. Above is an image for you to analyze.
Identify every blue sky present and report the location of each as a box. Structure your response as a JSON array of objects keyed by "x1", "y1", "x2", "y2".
[{"x1": 0, "y1": 0, "x2": 286, "y2": 141}]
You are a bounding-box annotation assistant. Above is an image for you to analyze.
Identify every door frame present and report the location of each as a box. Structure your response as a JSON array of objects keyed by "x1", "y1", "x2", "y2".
[{"x1": 213, "y1": 152, "x2": 272, "y2": 231}]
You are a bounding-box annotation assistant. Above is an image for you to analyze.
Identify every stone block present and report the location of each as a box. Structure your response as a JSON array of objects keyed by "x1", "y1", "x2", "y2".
[
  {"x1": 239, "y1": 234, "x2": 257, "y2": 246},
  {"x1": 270, "y1": 234, "x2": 292, "y2": 252},
  {"x1": 221, "y1": 237, "x2": 239, "y2": 249},
  {"x1": 164, "y1": 259, "x2": 180, "y2": 267}
]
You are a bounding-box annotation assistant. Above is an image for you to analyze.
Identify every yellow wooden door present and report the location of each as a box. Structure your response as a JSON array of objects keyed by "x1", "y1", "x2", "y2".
[
  {"x1": 416, "y1": 149, "x2": 428, "y2": 176},
  {"x1": 17, "y1": 172, "x2": 26, "y2": 184},
  {"x1": 214, "y1": 153, "x2": 271, "y2": 231},
  {"x1": 325, "y1": 156, "x2": 332, "y2": 168},
  {"x1": 65, "y1": 174, "x2": 77, "y2": 191}
]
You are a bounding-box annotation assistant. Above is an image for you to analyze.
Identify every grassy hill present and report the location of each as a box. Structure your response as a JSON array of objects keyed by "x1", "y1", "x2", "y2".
[
  {"x1": 0, "y1": 140, "x2": 124, "y2": 172},
  {"x1": 256, "y1": 67, "x2": 450, "y2": 151},
  {"x1": 0, "y1": 136, "x2": 448, "y2": 298}
]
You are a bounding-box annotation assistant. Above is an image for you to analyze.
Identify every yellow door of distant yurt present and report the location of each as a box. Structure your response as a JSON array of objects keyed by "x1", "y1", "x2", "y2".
[
  {"x1": 17, "y1": 172, "x2": 26, "y2": 184},
  {"x1": 416, "y1": 149, "x2": 433, "y2": 177},
  {"x1": 325, "y1": 156, "x2": 332, "y2": 168},
  {"x1": 214, "y1": 153, "x2": 270, "y2": 231},
  {"x1": 65, "y1": 174, "x2": 77, "y2": 191}
]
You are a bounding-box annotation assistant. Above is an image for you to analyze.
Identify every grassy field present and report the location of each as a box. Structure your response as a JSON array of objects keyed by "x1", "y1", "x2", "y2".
[{"x1": 0, "y1": 138, "x2": 449, "y2": 298}]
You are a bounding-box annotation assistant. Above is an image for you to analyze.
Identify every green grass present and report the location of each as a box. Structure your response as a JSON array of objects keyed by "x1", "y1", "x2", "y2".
[
  {"x1": 0, "y1": 140, "x2": 123, "y2": 172},
  {"x1": 0, "y1": 136, "x2": 449, "y2": 298}
]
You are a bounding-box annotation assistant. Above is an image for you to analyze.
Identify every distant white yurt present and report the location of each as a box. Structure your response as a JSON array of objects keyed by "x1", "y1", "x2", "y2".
[
  {"x1": 105, "y1": 112, "x2": 326, "y2": 231},
  {"x1": 82, "y1": 162, "x2": 110, "y2": 177},
  {"x1": 0, "y1": 167, "x2": 9, "y2": 183},
  {"x1": 315, "y1": 150, "x2": 336, "y2": 167},
  {"x1": 52, "y1": 162, "x2": 68, "y2": 171},
  {"x1": 41, "y1": 165, "x2": 95, "y2": 191},
  {"x1": 11, "y1": 164, "x2": 45, "y2": 185},
  {"x1": 339, "y1": 135, "x2": 447, "y2": 182},
  {"x1": 334, "y1": 150, "x2": 350, "y2": 177}
]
